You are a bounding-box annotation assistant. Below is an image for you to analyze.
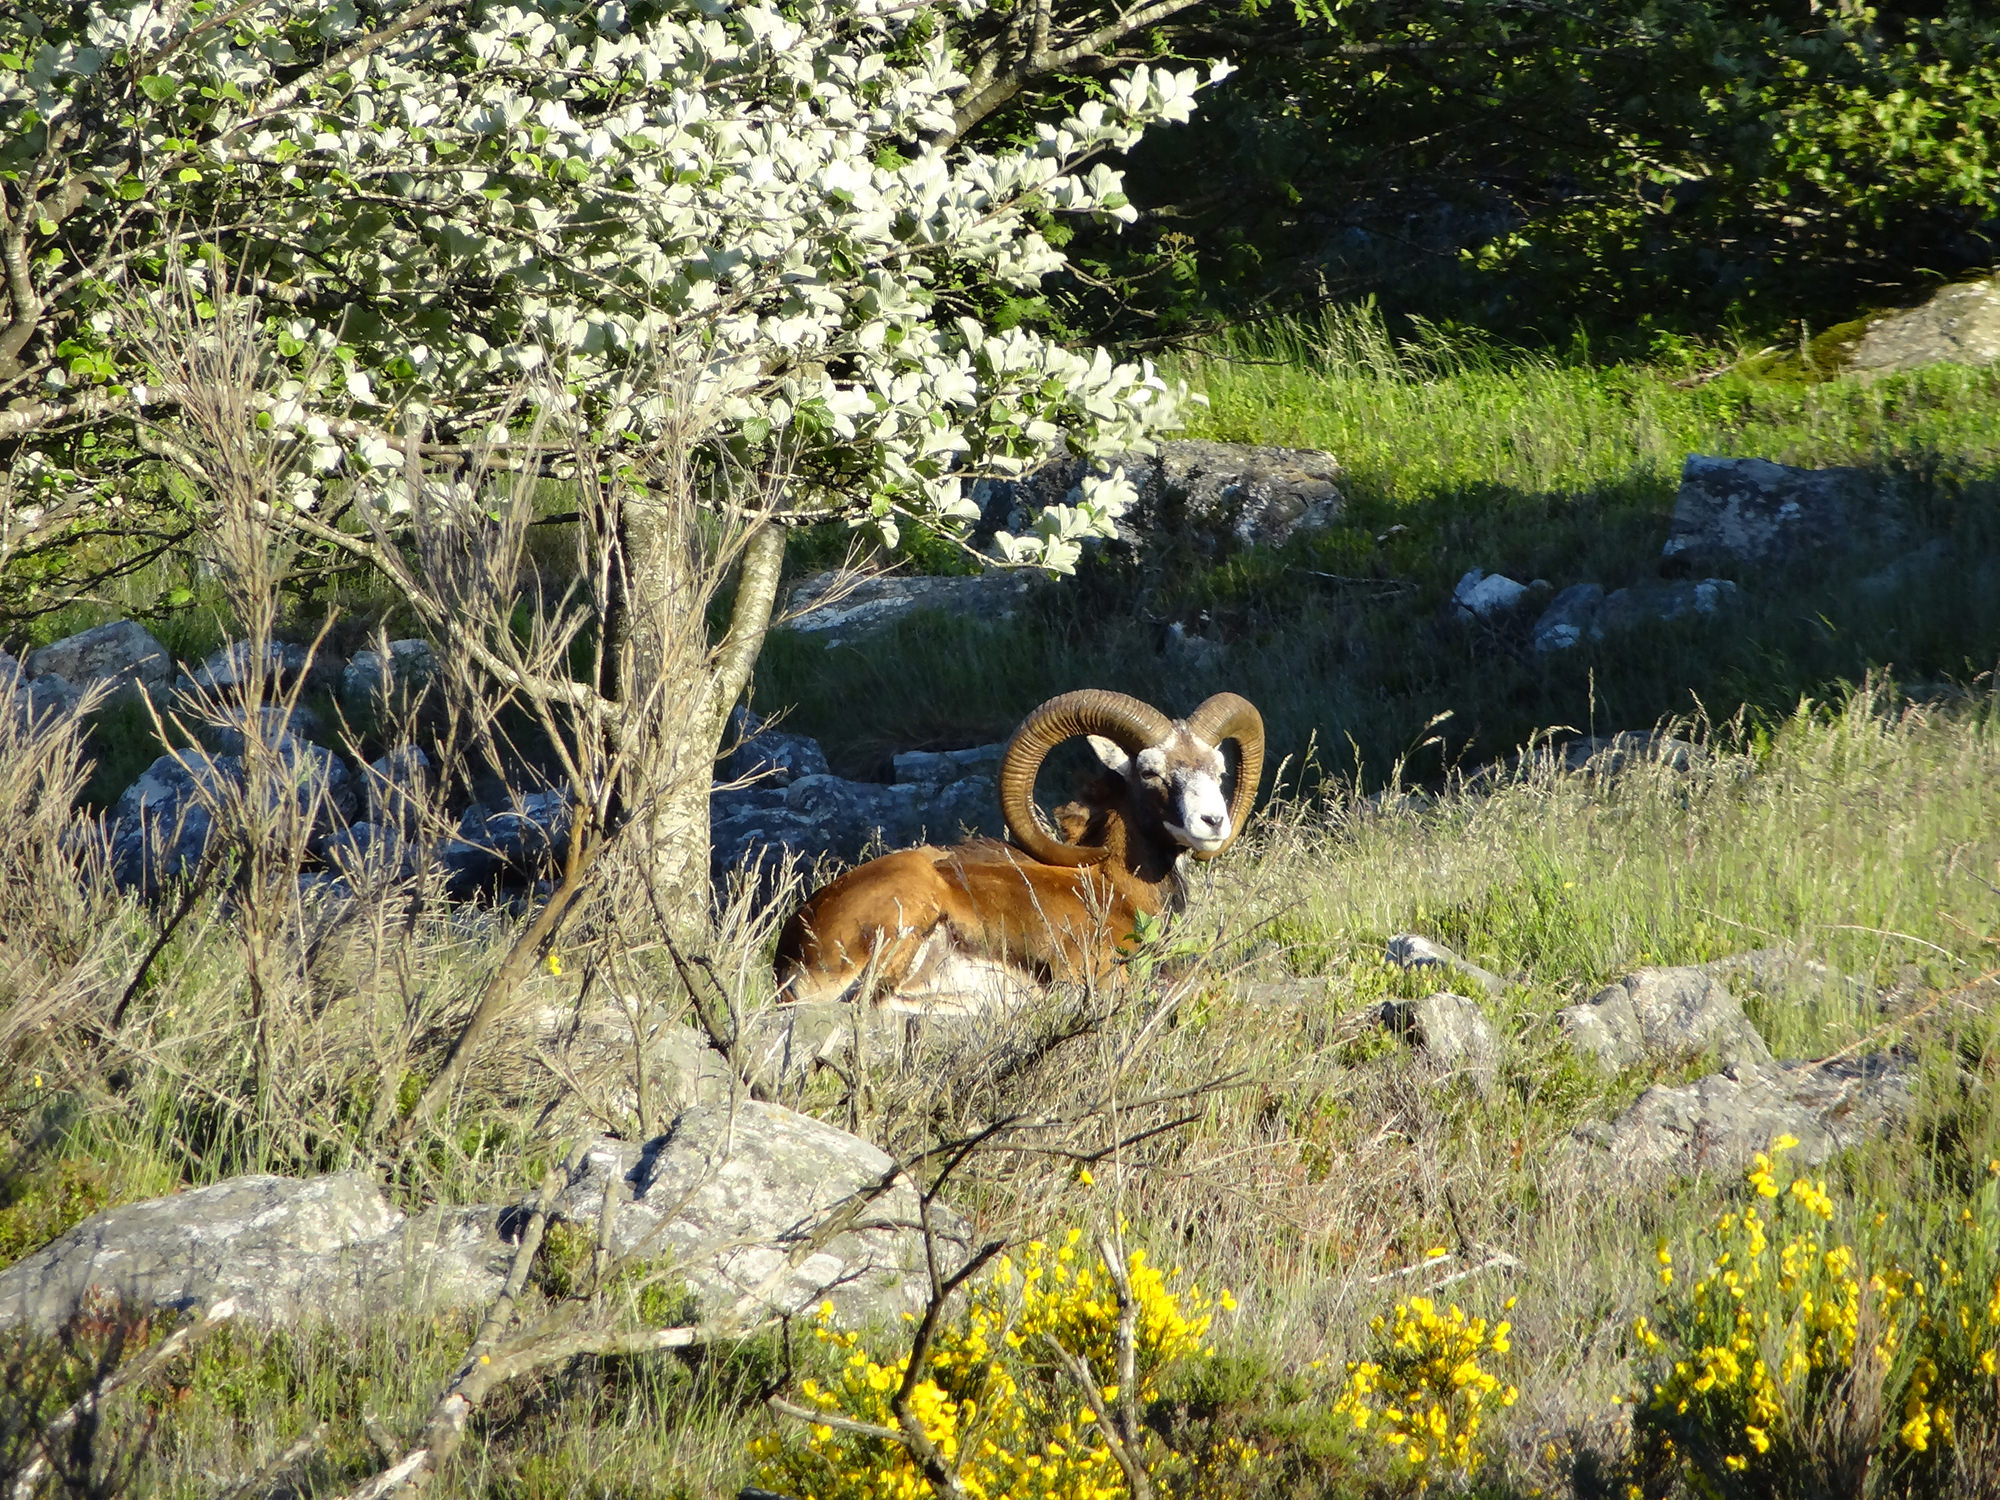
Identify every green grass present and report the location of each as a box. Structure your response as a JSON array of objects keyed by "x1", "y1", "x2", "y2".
[
  {"x1": 7, "y1": 681, "x2": 1999, "y2": 1497},
  {"x1": 757, "y1": 325, "x2": 2000, "y2": 788}
]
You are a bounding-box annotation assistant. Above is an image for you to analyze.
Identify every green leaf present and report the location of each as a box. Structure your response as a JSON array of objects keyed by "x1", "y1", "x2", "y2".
[
  {"x1": 115, "y1": 177, "x2": 146, "y2": 201},
  {"x1": 138, "y1": 74, "x2": 179, "y2": 104}
]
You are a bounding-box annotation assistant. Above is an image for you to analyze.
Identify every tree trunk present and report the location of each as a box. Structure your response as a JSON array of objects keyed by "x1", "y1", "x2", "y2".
[{"x1": 608, "y1": 496, "x2": 787, "y2": 940}]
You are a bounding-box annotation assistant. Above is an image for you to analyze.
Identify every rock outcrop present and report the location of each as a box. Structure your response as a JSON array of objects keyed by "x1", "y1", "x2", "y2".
[
  {"x1": 1579, "y1": 1054, "x2": 1914, "y2": 1173},
  {"x1": 974, "y1": 439, "x2": 1343, "y2": 555},
  {"x1": 0, "y1": 1103, "x2": 961, "y2": 1334},
  {"x1": 1557, "y1": 965, "x2": 1771, "y2": 1072},
  {"x1": 1662, "y1": 456, "x2": 1888, "y2": 569},
  {"x1": 24, "y1": 621, "x2": 172, "y2": 708},
  {"x1": 1847, "y1": 275, "x2": 2000, "y2": 378}
]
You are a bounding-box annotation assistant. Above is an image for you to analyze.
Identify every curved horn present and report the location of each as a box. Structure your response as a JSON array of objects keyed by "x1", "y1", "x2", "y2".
[
  {"x1": 1183, "y1": 692, "x2": 1265, "y2": 860},
  {"x1": 999, "y1": 690, "x2": 1175, "y2": 867}
]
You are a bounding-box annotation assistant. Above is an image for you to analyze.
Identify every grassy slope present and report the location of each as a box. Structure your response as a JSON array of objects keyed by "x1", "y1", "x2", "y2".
[
  {"x1": 759, "y1": 325, "x2": 2000, "y2": 789},
  {"x1": 5, "y1": 332, "x2": 2000, "y2": 1497}
]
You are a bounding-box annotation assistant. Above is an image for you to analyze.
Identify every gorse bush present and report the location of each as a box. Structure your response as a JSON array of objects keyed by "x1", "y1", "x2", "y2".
[
  {"x1": 1329, "y1": 1291, "x2": 1519, "y2": 1489},
  {"x1": 751, "y1": 1230, "x2": 1246, "y2": 1499},
  {"x1": 1633, "y1": 1137, "x2": 2000, "y2": 1497}
]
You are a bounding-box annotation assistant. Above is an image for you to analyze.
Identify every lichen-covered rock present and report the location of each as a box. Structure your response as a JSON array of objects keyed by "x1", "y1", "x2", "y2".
[
  {"x1": 550, "y1": 1102, "x2": 970, "y2": 1325},
  {"x1": 892, "y1": 743, "x2": 1005, "y2": 786},
  {"x1": 202, "y1": 704, "x2": 320, "y2": 755},
  {"x1": 1380, "y1": 992, "x2": 1497, "y2": 1091},
  {"x1": 974, "y1": 439, "x2": 1342, "y2": 554},
  {"x1": 109, "y1": 745, "x2": 357, "y2": 892},
  {"x1": 181, "y1": 639, "x2": 338, "y2": 698},
  {"x1": 1847, "y1": 276, "x2": 2000, "y2": 377},
  {"x1": 1663, "y1": 456, "x2": 1889, "y2": 568},
  {"x1": 785, "y1": 571, "x2": 1038, "y2": 645},
  {"x1": 1531, "y1": 583, "x2": 1606, "y2": 653},
  {"x1": 341, "y1": 639, "x2": 438, "y2": 705},
  {"x1": 710, "y1": 773, "x2": 1001, "y2": 890},
  {"x1": 25, "y1": 620, "x2": 172, "y2": 707},
  {"x1": 718, "y1": 707, "x2": 832, "y2": 788},
  {"x1": 1578, "y1": 1054, "x2": 1913, "y2": 1173},
  {"x1": 1152, "y1": 440, "x2": 1344, "y2": 549},
  {"x1": 0, "y1": 1173, "x2": 516, "y2": 1333},
  {"x1": 1384, "y1": 934, "x2": 1506, "y2": 998},
  {"x1": 1558, "y1": 966, "x2": 1771, "y2": 1072}
]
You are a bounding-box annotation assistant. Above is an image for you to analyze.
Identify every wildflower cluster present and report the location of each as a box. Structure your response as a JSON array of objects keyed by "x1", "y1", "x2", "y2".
[
  {"x1": 1330, "y1": 1293, "x2": 1520, "y2": 1487},
  {"x1": 751, "y1": 1231, "x2": 1239, "y2": 1500},
  {"x1": 1635, "y1": 1137, "x2": 2000, "y2": 1493}
]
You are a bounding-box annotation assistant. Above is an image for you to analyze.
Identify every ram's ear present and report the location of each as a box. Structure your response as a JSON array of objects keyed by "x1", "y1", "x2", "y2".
[{"x1": 1085, "y1": 734, "x2": 1133, "y2": 778}]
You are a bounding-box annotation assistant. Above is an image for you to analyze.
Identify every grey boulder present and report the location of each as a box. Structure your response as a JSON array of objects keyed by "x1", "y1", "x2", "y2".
[
  {"x1": 711, "y1": 773, "x2": 1000, "y2": 890},
  {"x1": 1579, "y1": 1054, "x2": 1913, "y2": 1173},
  {"x1": 718, "y1": 707, "x2": 832, "y2": 788},
  {"x1": 25, "y1": 620, "x2": 172, "y2": 707},
  {"x1": 342, "y1": 639, "x2": 439, "y2": 705},
  {"x1": 893, "y1": 743, "x2": 1005, "y2": 786},
  {"x1": 550, "y1": 1101, "x2": 969, "y2": 1325},
  {"x1": 975, "y1": 439, "x2": 1342, "y2": 554},
  {"x1": 1385, "y1": 933, "x2": 1507, "y2": 997},
  {"x1": 1451, "y1": 569, "x2": 1530, "y2": 621},
  {"x1": 1558, "y1": 966, "x2": 1771, "y2": 1072},
  {"x1": 110, "y1": 745, "x2": 358, "y2": 891},
  {"x1": 0, "y1": 1172, "x2": 515, "y2": 1334},
  {"x1": 786, "y1": 571, "x2": 1038, "y2": 646},
  {"x1": 1847, "y1": 275, "x2": 2000, "y2": 377},
  {"x1": 181, "y1": 639, "x2": 337, "y2": 698},
  {"x1": 1531, "y1": 583, "x2": 1605, "y2": 653},
  {"x1": 1380, "y1": 992, "x2": 1497, "y2": 1091},
  {"x1": 1663, "y1": 456, "x2": 1889, "y2": 568}
]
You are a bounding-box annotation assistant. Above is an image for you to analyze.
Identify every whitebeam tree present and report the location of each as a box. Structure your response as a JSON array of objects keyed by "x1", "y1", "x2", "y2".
[{"x1": 0, "y1": 0, "x2": 1227, "y2": 928}]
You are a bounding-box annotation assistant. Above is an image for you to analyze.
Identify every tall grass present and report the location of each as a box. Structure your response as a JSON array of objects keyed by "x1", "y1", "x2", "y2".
[{"x1": 6, "y1": 672, "x2": 1998, "y2": 1496}]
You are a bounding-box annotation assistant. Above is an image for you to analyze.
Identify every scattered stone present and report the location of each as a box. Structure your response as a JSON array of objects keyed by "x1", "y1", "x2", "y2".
[
  {"x1": 785, "y1": 571, "x2": 1038, "y2": 645},
  {"x1": 1662, "y1": 456, "x2": 1889, "y2": 568},
  {"x1": 340, "y1": 639, "x2": 438, "y2": 705},
  {"x1": 892, "y1": 743, "x2": 1005, "y2": 786},
  {"x1": 25, "y1": 620, "x2": 172, "y2": 707},
  {"x1": 718, "y1": 707, "x2": 831, "y2": 788},
  {"x1": 1847, "y1": 275, "x2": 2000, "y2": 377},
  {"x1": 0, "y1": 1173, "x2": 515, "y2": 1334},
  {"x1": 1531, "y1": 583, "x2": 1605, "y2": 652},
  {"x1": 1385, "y1": 933, "x2": 1507, "y2": 997},
  {"x1": 1380, "y1": 992, "x2": 1498, "y2": 1091},
  {"x1": 1578, "y1": 1054, "x2": 1914, "y2": 1173},
  {"x1": 1452, "y1": 569, "x2": 1530, "y2": 621},
  {"x1": 1557, "y1": 966, "x2": 1771, "y2": 1072},
  {"x1": 549, "y1": 1101, "x2": 969, "y2": 1324}
]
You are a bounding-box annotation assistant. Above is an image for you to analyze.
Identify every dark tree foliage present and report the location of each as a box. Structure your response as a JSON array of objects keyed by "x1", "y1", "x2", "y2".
[{"x1": 970, "y1": 0, "x2": 2000, "y2": 341}]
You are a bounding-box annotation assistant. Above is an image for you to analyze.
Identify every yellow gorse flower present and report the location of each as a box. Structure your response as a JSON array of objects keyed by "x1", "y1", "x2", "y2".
[
  {"x1": 1635, "y1": 1132, "x2": 2000, "y2": 1490},
  {"x1": 1329, "y1": 1294, "x2": 1518, "y2": 1488},
  {"x1": 752, "y1": 1232, "x2": 1240, "y2": 1500}
]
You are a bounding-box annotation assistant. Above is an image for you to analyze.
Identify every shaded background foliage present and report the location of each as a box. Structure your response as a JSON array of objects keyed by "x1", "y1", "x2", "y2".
[{"x1": 996, "y1": 0, "x2": 2000, "y2": 343}]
